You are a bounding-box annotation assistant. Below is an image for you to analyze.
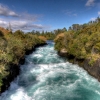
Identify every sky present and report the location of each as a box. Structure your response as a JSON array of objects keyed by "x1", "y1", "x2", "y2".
[{"x1": 0, "y1": 0, "x2": 100, "y2": 32}]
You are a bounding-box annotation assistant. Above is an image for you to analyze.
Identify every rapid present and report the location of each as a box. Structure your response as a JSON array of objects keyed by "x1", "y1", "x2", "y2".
[{"x1": 1, "y1": 41, "x2": 100, "y2": 100}]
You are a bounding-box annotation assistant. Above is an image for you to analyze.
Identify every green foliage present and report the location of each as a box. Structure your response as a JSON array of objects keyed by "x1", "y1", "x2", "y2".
[
  {"x1": 0, "y1": 29, "x2": 46, "y2": 91},
  {"x1": 55, "y1": 17, "x2": 100, "y2": 65},
  {"x1": 30, "y1": 27, "x2": 67, "y2": 40},
  {"x1": 54, "y1": 33, "x2": 66, "y2": 50}
]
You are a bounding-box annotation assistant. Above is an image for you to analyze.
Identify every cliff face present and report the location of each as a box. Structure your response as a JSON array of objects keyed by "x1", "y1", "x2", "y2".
[
  {"x1": 83, "y1": 58, "x2": 100, "y2": 81},
  {"x1": 1, "y1": 64, "x2": 20, "y2": 93}
]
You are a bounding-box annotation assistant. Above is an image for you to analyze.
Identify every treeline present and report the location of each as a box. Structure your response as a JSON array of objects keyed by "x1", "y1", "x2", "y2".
[
  {"x1": 0, "y1": 29, "x2": 46, "y2": 92},
  {"x1": 68, "y1": 17, "x2": 100, "y2": 31},
  {"x1": 27, "y1": 27, "x2": 67, "y2": 40},
  {"x1": 54, "y1": 17, "x2": 100, "y2": 66}
]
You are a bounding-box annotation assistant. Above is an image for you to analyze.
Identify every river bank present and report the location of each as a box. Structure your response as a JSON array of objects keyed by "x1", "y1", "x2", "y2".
[
  {"x1": 0, "y1": 27, "x2": 47, "y2": 94},
  {"x1": 0, "y1": 43, "x2": 47, "y2": 94}
]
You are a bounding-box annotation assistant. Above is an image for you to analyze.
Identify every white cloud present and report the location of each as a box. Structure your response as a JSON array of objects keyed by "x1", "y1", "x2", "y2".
[
  {"x1": 11, "y1": 21, "x2": 28, "y2": 29},
  {"x1": 90, "y1": 17, "x2": 96, "y2": 21},
  {"x1": 98, "y1": 11, "x2": 100, "y2": 16},
  {"x1": 85, "y1": 0, "x2": 95, "y2": 6},
  {"x1": 10, "y1": 21, "x2": 45, "y2": 31},
  {"x1": 0, "y1": 4, "x2": 50, "y2": 32},
  {"x1": 0, "y1": 20, "x2": 7, "y2": 25},
  {"x1": 0, "y1": 3, "x2": 41, "y2": 21},
  {"x1": 63, "y1": 10, "x2": 77, "y2": 17},
  {"x1": 0, "y1": 18, "x2": 8, "y2": 28},
  {"x1": 0, "y1": 4, "x2": 18, "y2": 17},
  {"x1": 0, "y1": 18, "x2": 49, "y2": 31}
]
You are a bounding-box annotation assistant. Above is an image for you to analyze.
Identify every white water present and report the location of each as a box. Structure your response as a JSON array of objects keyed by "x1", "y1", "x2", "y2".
[{"x1": 0, "y1": 41, "x2": 100, "y2": 100}]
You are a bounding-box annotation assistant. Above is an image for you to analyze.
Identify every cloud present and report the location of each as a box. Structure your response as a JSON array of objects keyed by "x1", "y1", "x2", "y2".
[
  {"x1": 10, "y1": 21, "x2": 45, "y2": 30},
  {"x1": 90, "y1": 17, "x2": 96, "y2": 21},
  {"x1": 0, "y1": 3, "x2": 42, "y2": 22},
  {"x1": 19, "y1": 13, "x2": 41, "y2": 21},
  {"x1": 98, "y1": 11, "x2": 100, "y2": 16},
  {"x1": 11, "y1": 21, "x2": 28, "y2": 30},
  {"x1": 85, "y1": 0, "x2": 95, "y2": 6},
  {"x1": 63, "y1": 10, "x2": 77, "y2": 17},
  {"x1": 0, "y1": 4, "x2": 18, "y2": 17},
  {"x1": 0, "y1": 3, "x2": 50, "y2": 32},
  {"x1": 90, "y1": 11, "x2": 100, "y2": 22},
  {"x1": 0, "y1": 20, "x2": 7, "y2": 25},
  {"x1": 0, "y1": 18, "x2": 50, "y2": 31}
]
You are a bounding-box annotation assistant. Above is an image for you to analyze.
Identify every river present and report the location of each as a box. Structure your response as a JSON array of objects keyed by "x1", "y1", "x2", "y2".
[{"x1": 0, "y1": 41, "x2": 100, "y2": 100}]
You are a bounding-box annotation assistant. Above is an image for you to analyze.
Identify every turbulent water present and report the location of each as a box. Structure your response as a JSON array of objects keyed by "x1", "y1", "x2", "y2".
[{"x1": 1, "y1": 42, "x2": 100, "y2": 100}]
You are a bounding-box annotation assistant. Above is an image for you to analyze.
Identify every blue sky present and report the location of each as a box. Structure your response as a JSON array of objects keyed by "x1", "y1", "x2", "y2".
[{"x1": 0, "y1": 0, "x2": 100, "y2": 32}]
